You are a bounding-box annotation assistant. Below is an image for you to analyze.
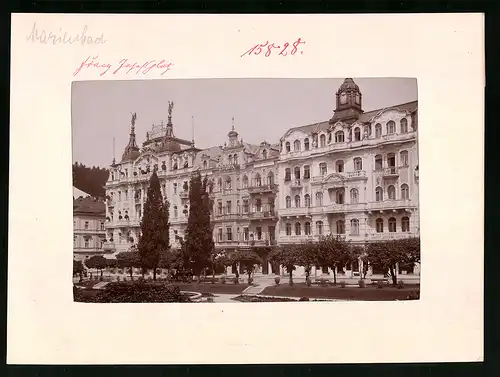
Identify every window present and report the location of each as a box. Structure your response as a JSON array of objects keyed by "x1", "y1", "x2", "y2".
[
  {"x1": 285, "y1": 142, "x2": 291, "y2": 152},
  {"x1": 295, "y1": 195, "x2": 301, "y2": 207},
  {"x1": 229, "y1": 155, "x2": 233, "y2": 165},
  {"x1": 225, "y1": 177, "x2": 232, "y2": 190},
  {"x1": 84, "y1": 238, "x2": 89, "y2": 248},
  {"x1": 183, "y1": 161, "x2": 189, "y2": 168},
  {"x1": 294, "y1": 166, "x2": 301, "y2": 180},
  {"x1": 256, "y1": 227, "x2": 262, "y2": 240},
  {"x1": 350, "y1": 188, "x2": 359, "y2": 204},
  {"x1": 320, "y1": 134, "x2": 326, "y2": 147},
  {"x1": 400, "y1": 150, "x2": 409, "y2": 166},
  {"x1": 267, "y1": 172, "x2": 274, "y2": 185},
  {"x1": 255, "y1": 198, "x2": 262, "y2": 212},
  {"x1": 336, "y1": 189, "x2": 344, "y2": 204},
  {"x1": 387, "y1": 120, "x2": 396, "y2": 134},
  {"x1": 243, "y1": 199, "x2": 249, "y2": 213},
  {"x1": 328, "y1": 132, "x2": 332, "y2": 143},
  {"x1": 218, "y1": 202, "x2": 223, "y2": 215},
  {"x1": 73, "y1": 235, "x2": 77, "y2": 247},
  {"x1": 285, "y1": 168, "x2": 291, "y2": 181},
  {"x1": 364, "y1": 125, "x2": 372, "y2": 137},
  {"x1": 401, "y1": 184, "x2": 409, "y2": 199},
  {"x1": 285, "y1": 196, "x2": 291, "y2": 208},
  {"x1": 286, "y1": 223, "x2": 292, "y2": 236},
  {"x1": 173, "y1": 163, "x2": 178, "y2": 170},
  {"x1": 354, "y1": 157, "x2": 362, "y2": 171},
  {"x1": 242, "y1": 175, "x2": 249, "y2": 188},
  {"x1": 375, "y1": 123, "x2": 382, "y2": 138},
  {"x1": 234, "y1": 154, "x2": 239, "y2": 165},
  {"x1": 315, "y1": 192, "x2": 323, "y2": 206},
  {"x1": 226, "y1": 201, "x2": 232, "y2": 214},
  {"x1": 304, "y1": 138, "x2": 310, "y2": 150},
  {"x1": 388, "y1": 217, "x2": 397, "y2": 232},
  {"x1": 304, "y1": 194, "x2": 311, "y2": 207},
  {"x1": 174, "y1": 206, "x2": 178, "y2": 217},
  {"x1": 354, "y1": 127, "x2": 361, "y2": 141},
  {"x1": 400, "y1": 118, "x2": 408, "y2": 133},
  {"x1": 376, "y1": 218, "x2": 384, "y2": 233},
  {"x1": 226, "y1": 227, "x2": 233, "y2": 241},
  {"x1": 262, "y1": 150, "x2": 267, "y2": 159},
  {"x1": 305, "y1": 222, "x2": 311, "y2": 235},
  {"x1": 335, "y1": 131, "x2": 345, "y2": 143},
  {"x1": 375, "y1": 154, "x2": 383, "y2": 170},
  {"x1": 244, "y1": 227, "x2": 249, "y2": 241},
  {"x1": 84, "y1": 221, "x2": 89, "y2": 230},
  {"x1": 316, "y1": 221, "x2": 324, "y2": 235},
  {"x1": 255, "y1": 173, "x2": 262, "y2": 187},
  {"x1": 304, "y1": 165, "x2": 310, "y2": 179},
  {"x1": 295, "y1": 222, "x2": 302, "y2": 235},
  {"x1": 336, "y1": 220, "x2": 345, "y2": 234},
  {"x1": 388, "y1": 185, "x2": 396, "y2": 200},
  {"x1": 218, "y1": 228, "x2": 223, "y2": 242},
  {"x1": 402, "y1": 216, "x2": 410, "y2": 232},
  {"x1": 319, "y1": 162, "x2": 328, "y2": 175},
  {"x1": 124, "y1": 190, "x2": 128, "y2": 200},
  {"x1": 294, "y1": 140, "x2": 301, "y2": 152},
  {"x1": 350, "y1": 219, "x2": 359, "y2": 235},
  {"x1": 173, "y1": 183, "x2": 177, "y2": 194},
  {"x1": 375, "y1": 187, "x2": 383, "y2": 202},
  {"x1": 217, "y1": 178, "x2": 222, "y2": 191},
  {"x1": 336, "y1": 160, "x2": 344, "y2": 173}
]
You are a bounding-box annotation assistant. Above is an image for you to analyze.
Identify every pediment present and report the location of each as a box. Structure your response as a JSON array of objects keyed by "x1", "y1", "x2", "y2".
[
  {"x1": 322, "y1": 173, "x2": 346, "y2": 184},
  {"x1": 134, "y1": 153, "x2": 158, "y2": 166},
  {"x1": 369, "y1": 108, "x2": 410, "y2": 124}
]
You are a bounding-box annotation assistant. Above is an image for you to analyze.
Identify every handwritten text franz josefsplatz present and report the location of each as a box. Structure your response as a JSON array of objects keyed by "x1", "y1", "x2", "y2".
[
  {"x1": 73, "y1": 56, "x2": 174, "y2": 76},
  {"x1": 26, "y1": 22, "x2": 106, "y2": 46}
]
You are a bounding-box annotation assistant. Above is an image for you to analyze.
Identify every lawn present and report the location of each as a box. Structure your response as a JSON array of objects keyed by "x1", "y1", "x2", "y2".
[
  {"x1": 260, "y1": 283, "x2": 420, "y2": 301},
  {"x1": 173, "y1": 283, "x2": 248, "y2": 295}
]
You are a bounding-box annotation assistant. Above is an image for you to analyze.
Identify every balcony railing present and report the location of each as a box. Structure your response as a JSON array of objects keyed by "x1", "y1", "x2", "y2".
[
  {"x1": 102, "y1": 242, "x2": 116, "y2": 251},
  {"x1": 248, "y1": 209, "x2": 278, "y2": 220},
  {"x1": 280, "y1": 207, "x2": 311, "y2": 217},
  {"x1": 382, "y1": 167, "x2": 399, "y2": 177},
  {"x1": 247, "y1": 183, "x2": 278, "y2": 194},
  {"x1": 368, "y1": 199, "x2": 414, "y2": 211},
  {"x1": 370, "y1": 232, "x2": 417, "y2": 241},
  {"x1": 290, "y1": 180, "x2": 303, "y2": 189},
  {"x1": 345, "y1": 170, "x2": 368, "y2": 179},
  {"x1": 179, "y1": 191, "x2": 189, "y2": 199}
]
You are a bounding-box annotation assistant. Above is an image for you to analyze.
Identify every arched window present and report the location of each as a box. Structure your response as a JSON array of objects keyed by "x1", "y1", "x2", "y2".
[
  {"x1": 401, "y1": 184, "x2": 410, "y2": 199},
  {"x1": 364, "y1": 125, "x2": 372, "y2": 137},
  {"x1": 234, "y1": 154, "x2": 239, "y2": 165},
  {"x1": 203, "y1": 161, "x2": 207, "y2": 169},
  {"x1": 354, "y1": 157, "x2": 363, "y2": 171},
  {"x1": 294, "y1": 166, "x2": 301, "y2": 180},
  {"x1": 350, "y1": 188, "x2": 359, "y2": 204},
  {"x1": 376, "y1": 218, "x2": 384, "y2": 233},
  {"x1": 375, "y1": 123, "x2": 382, "y2": 138},
  {"x1": 336, "y1": 220, "x2": 345, "y2": 234},
  {"x1": 315, "y1": 192, "x2": 323, "y2": 206},
  {"x1": 328, "y1": 132, "x2": 332, "y2": 143},
  {"x1": 336, "y1": 189, "x2": 345, "y2": 204},
  {"x1": 304, "y1": 194, "x2": 311, "y2": 207},
  {"x1": 305, "y1": 222, "x2": 311, "y2": 235},
  {"x1": 262, "y1": 150, "x2": 267, "y2": 159},
  {"x1": 336, "y1": 160, "x2": 344, "y2": 173},
  {"x1": 388, "y1": 185, "x2": 396, "y2": 200},
  {"x1": 255, "y1": 173, "x2": 262, "y2": 187},
  {"x1": 335, "y1": 131, "x2": 345, "y2": 143},
  {"x1": 228, "y1": 155, "x2": 233, "y2": 165},
  {"x1": 387, "y1": 120, "x2": 396, "y2": 134},
  {"x1": 388, "y1": 217, "x2": 397, "y2": 232},
  {"x1": 285, "y1": 142, "x2": 291, "y2": 152},
  {"x1": 285, "y1": 196, "x2": 291, "y2": 208},
  {"x1": 303, "y1": 165, "x2": 310, "y2": 179},
  {"x1": 316, "y1": 221, "x2": 324, "y2": 235},
  {"x1": 354, "y1": 127, "x2": 361, "y2": 141},
  {"x1": 295, "y1": 222, "x2": 302, "y2": 235},
  {"x1": 285, "y1": 168, "x2": 291, "y2": 181},
  {"x1": 320, "y1": 134, "x2": 326, "y2": 148},
  {"x1": 319, "y1": 162, "x2": 328, "y2": 175},
  {"x1": 400, "y1": 118, "x2": 408, "y2": 133},
  {"x1": 183, "y1": 161, "x2": 189, "y2": 168},
  {"x1": 294, "y1": 140, "x2": 301, "y2": 152},
  {"x1": 304, "y1": 138, "x2": 310, "y2": 150},
  {"x1": 173, "y1": 206, "x2": 178, "y2": 218},
  {"x1": 267, "y1": 172, "x2": 275, "y2": 185},
  {"x1": 242, "y1": 175, "x2": 248, "y2": 188},
  {"x1": 375, "y1": 154, "x2": 383, "y2": 170},
  {"x1": 401, "y1": 216, "x2": 410, "y2": 232},
  {"x1": 173, "y1": 163, "x2": 178, "y2": 170},
  {"x1": 294, "y1": 195, "x2": 301, "y2": 207},
  {"x1": 217, "y1": 178, "x2": 222, "y2": 191},
  {"x1": 225, "y1": 177, "x2": 232, "y2": 189},
  {"x1": 286, "y1": 223, "x2": 292, "y2": 236},
  {"x1": 400, "y1": 150, "x2": 409, "y2": 166},
  {"x1": 375, "y1": 186, "x2": 383, "y2": 202},
  {"x1": 350, "y1": 219, "x2": 359, "y2": 235}
]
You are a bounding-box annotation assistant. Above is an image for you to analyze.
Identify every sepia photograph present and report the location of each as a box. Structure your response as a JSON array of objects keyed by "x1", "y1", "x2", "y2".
[{"x1": 72, "y1": 77, "x2": 421, "y2": 303}]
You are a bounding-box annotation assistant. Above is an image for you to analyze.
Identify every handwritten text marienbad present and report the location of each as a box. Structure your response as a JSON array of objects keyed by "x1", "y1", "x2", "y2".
[
  {"x1": 26, "y1": 22, "x2": 106, "y2": 46},
  {"x1": 73, "y1": 56, "x2": 174, "y2": 76}
]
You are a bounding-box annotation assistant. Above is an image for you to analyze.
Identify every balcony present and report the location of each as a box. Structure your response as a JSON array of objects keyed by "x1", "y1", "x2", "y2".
[
  {"x1": 370, "y1": 232, "x2": 418, "y2": 241},
  {"x1": 345, "y1": 170, "x2": 368, "y2": 180},
  {"x1": 382, "y1": 167, "x2": 399, "y2": 178},
  {"x1": 179, "y1": 191, "x2": 189, "y2": 199},
  {"x1": 212, "y1": 213, "x2": 243, "y2": 222},
  {"x1": 248, "y1": 209, "x2": 278, "y2": 221},
  {"x1": 290, "y1": 180, "x2": 303, "y2": 189},
  {"x1": 247, "y1": 183, "x2": 278, "y2": 194},
  {"x1": 309, "y1": 203, "x2": 346, "y2": 214},
  {"x1": 102, "y1": 242, "x2": 116, "y2": 251},
  {"x1": 368, "y1": 199, "x2": 414, "y2": 212},
  {"x1": 279, "y1": 207, "x2": 311, "y2": 217}
]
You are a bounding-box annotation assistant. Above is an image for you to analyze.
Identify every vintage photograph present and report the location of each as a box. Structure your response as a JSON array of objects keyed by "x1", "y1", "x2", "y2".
[{"x1": 72, "y1": 78, "x2": 420, "y2": 303}]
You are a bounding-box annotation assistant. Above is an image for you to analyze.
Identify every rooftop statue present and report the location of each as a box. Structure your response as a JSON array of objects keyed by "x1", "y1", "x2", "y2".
[{"x1": 168, "y1": 101, "x2": 174, "y2": 117}]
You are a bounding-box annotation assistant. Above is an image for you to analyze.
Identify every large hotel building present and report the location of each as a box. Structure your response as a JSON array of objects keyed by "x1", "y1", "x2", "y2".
[{"x1": 103, "y1": 79, "x2": 420, "y2": 276}]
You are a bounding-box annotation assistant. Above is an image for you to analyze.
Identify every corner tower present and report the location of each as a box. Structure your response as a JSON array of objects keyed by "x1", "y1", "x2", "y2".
[{"x1": 330, "y1": 78, "x2": 363, "y2": 125}]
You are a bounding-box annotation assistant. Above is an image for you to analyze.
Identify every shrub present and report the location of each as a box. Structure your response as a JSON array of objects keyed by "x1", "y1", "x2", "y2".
[
  {"x1": 358, "y1": 279, "x2": 366, "y2": 288},
  {"x1": 377, "y1": 281, "x2": 384, "y2": 289},
  {"x1": 221, "y1": 276, "x2": 226, "y2": 284},
  {"x1": 340, "y1": 281, "x2": 346, "y2": 288},
  {"x1": 274, "y1": 276, "x2": 280, "y2": 286},
  {"x1": 397, "y1": 280, "x2": 405, "y2": 289}
]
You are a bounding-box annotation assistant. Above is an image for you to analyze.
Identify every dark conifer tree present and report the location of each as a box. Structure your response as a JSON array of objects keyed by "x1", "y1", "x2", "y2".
[
  {"x1": 137, "y1": 171, "x2": 170, "y2": 280},
  {"x1": 184, "y1": 171, "x2": 214, "y2": 278}
]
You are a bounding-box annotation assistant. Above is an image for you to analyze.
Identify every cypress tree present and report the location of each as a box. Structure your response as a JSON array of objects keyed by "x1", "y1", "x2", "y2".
[
  {"x1": 184, "y1": 171, "x2": 214, "y2": 279},
  {"x1": 137, "y1": 171, "x2": 169, "y2": 280}
]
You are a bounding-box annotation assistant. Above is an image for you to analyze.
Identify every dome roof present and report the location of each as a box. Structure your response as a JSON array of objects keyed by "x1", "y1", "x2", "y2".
[
  {"x1": 122, "y1": 149, "x2": 141, "y2": 162},
  {"x1": 338, "y1": 78, "x2": 360, "y2": 92},
  {"x1": 159, "y1": 138, "x2": 182, "y2": 153}
]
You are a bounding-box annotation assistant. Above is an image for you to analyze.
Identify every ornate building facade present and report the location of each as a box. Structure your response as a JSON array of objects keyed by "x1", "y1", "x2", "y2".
[
  {"x1": 103, "y1": 79, "x2": 419, "y2": 276},
  {"x1": 73, "y1": 194, "x2": 107, "y2": 261}
]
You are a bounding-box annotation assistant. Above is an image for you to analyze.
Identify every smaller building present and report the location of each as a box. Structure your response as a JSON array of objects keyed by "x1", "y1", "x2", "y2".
[{"x1": 73, "y1": 191, "x2": 108, "y2": 261}]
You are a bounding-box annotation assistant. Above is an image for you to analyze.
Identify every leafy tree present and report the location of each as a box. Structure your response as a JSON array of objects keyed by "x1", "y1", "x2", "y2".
[
  {"x1": 366, "y1": 237, "x2": 420, "y2": 285},
  {"x1": 270, "y1": 245, "x2": 300, "y2": 283},
  {"x1": 116, "y1": 251, "x2": 140, "y2": 280},
  {"x1": 137, "y1": 171, "x2": 170, "y2": 280},
  {"x1": 184, "y1": 172, "x2": 214, "y2": 279},
  {"x1": 317, "y1": 234, "x2": 351, "y2": 284},
  {"x1": 230, "y1": 249, "x2": 262, "y2": 281},
  {"x1": 209, "y1": 250, "x2": 231, "y2": 280},
  {"x1": 296, "y1": 241, "x2": 318, "y2": 281},
  {"x1": 72, "y1": 162, "x2": 109, "y2": 198},
  {"x1": 85, "y1": 255, "x2": 107, "y2": 276},
  {"x1": 73, "y1": 260, "x2": 84, "y2": 277}
]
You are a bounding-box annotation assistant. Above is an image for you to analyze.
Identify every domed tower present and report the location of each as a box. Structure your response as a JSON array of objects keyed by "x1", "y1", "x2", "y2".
[
  {"x1": 227, "y1": 117, "x2": 241, "y2": 148},
  {"x1": 158, "y1": 101, "x2": 182, "y2": 153},
  {"x1": 121, "y1": 112, "x2": 141, "y2": 162},
  {"x1": 330, "y1": 78, "x2": 363, "y2": 125}
]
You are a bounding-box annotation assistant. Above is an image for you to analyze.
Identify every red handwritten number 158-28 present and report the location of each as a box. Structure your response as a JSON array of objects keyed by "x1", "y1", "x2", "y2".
[{"x1": 241, "y1": 38, "x2": 305, "y2": 58}]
